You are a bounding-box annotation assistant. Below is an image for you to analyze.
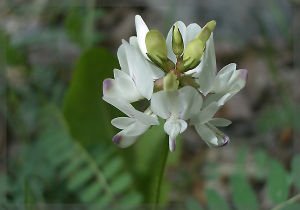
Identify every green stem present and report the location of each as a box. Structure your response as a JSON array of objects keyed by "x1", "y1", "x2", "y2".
[
  {"x1": 271, "y1": 193, "x2": 300, "y2": 210},
  {"x1": 154, "y1": 135, "x2": 169, "y2": 210}
]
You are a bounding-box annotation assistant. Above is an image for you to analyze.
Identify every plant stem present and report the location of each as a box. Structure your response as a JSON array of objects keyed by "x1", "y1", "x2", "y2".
[
  {"x1": 154, "y1": 135, "x2": 169, "y2": 210},
  {"x1": 271, "y1": 193, "x2": 300, "y2": 210}
]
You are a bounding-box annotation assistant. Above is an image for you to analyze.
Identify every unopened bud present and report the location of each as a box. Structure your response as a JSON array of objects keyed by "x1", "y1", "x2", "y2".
[
  {"x1": 164, "y1": 72, "x2": 179, "y2": 90},
  {"x1": 181, "y1": 38, "x2": 205, "y2": 71},
  {"x1": 146, "y1": 30, "x2": 168, "y2": 69},
  {"x1": 172, "y1": 23, "x2": 184, "y2": 57},
  {"x1": 197, "y1": 20, "x2": 216, "y2": 44}
]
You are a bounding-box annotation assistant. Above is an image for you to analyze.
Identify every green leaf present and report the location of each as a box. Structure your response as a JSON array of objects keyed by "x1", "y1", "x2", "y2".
[
  {"x1": 267, "y1": 160, "x2": 290, "y2": 204},
  {"x1": 254, "y1": 148, "x2": 269, "y2": 179},
  {"x1": 186, "y1": 198, "x2": 204, "y2": 210},
  {"x1": 205, "y1": 189, "x2": 230, "y2": 210},
  {"x1": 67, "y1": 167, "x2": 94, "y2": 191},
  {"x1": 281, "y1": 204, "x2": 300, "y2": 210},
  {"x1": 291, "y1": 155, "x2": 300, "y2": 191},
  {"x1": 63, "y1": 48, "x2": 119, "y2": 147},
  {"x1": 230, "y1": 174, "x2": 259, "y2": 210}
]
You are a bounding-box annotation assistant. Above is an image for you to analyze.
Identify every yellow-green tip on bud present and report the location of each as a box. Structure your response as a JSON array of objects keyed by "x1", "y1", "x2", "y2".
[
  {"x1": 172, "y1": 22, "x2": 184, "y2": 57},
  {"x1": 196, "y1": 20, "x2": 216, "y2": 44},
  {"x1": 146, "y1": 30, "x2": 168, "y2": 67},
  {"x1": 181, "y1": 38, "x2": 205, "y2": 71},
  {"x1": 163, "y1": 72, "x2": 179, "y2": 90}
]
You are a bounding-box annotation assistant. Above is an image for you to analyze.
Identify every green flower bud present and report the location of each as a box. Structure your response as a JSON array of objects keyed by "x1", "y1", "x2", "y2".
[
  {"x1": 172, "y1": 23, "x2": 184, "y2": 57},
  {"x1": 146, "y1": 30, "x2": 168, "y2": 67},
  {"x1": 181, "y1": 38, "x2": 205, "y2": 71},
  {"x1": 196, "y1": 20, "x2": 216, "y2": 44},
  {"x1": 163, "y1": 72, "x2": 179, "y2": 90}
]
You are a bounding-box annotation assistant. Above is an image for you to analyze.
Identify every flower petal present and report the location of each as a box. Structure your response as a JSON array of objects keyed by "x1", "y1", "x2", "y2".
[
  {"x1": 102, "y1": 69, "x2": 143, "y2": 103},
  {"x1": 129, "y1": 36, "x2": 165, "y2": 79},
  {"x1": 209, "y1": 118, "x2": 232, "y2": 127},
  {"x1": 196, "y1": 102, "x2": 219, "y2": 124},
  {"x1": 123, "y1": 41, "x2": 154, "y2": 100},
  {"x1": 117, "y1": 44, "x2": 129, "y2": 74},
  {"x1": 151, "y1": 86, "x2": 202, "y2": 120},
  {"x1": 185, "y1": 23, "x2": 202, "y2": 44},
  {"x1": 164, "y1": 118, "x2": 187, "y2": 152},
  {"x1": 112, "y1": 119, "x2": 150, "y2": 148},
  {"x1": 111, "y1": 117, "x2": 136, "y2": 129},
  {"x1": 194, "y1": 34, "x2": 217, "y2": 95},
  {"x1": 211, "y1": 63, "x2": 236, "y2": 93},
  {"x1": 103, "y1": 96, "x2": 159, "y2": 125},
  {"x1": 195, "y1": 124, "x2": 219, "y2": 147},
  {"x1": 135, "y1": 15, "x2": 149, "y2": 59}
]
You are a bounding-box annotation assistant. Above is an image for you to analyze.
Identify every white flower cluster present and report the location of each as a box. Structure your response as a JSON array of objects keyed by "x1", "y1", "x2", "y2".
[{"x1": 102, "y1": 15, "x2": 247, "y2": 152}]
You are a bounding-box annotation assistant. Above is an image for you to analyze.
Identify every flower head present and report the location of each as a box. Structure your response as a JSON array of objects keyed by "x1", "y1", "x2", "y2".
[{"x1": 102, "y1": 15, "x2": 248, "y2": 152}]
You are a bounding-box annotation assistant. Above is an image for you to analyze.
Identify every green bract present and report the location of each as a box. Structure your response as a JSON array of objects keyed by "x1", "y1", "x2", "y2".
[{"x1": 163, "y1": 72, "x2": 179, "y2": 90}]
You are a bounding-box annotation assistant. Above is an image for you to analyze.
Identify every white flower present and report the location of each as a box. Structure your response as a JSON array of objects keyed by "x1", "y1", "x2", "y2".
[
  {"x1": 151, "y1": 86, "x2": 202, "y2": 151},
  {"x1": 191, "y1": 102, "x2": 231, "y2": 147},
  {"x1": 103, "y1": 96, "x2": 159, "y2": 148},
  {"x1": 102, "y1": 15, "x2": 248, "y2": 152},
  {"x1": 203, "y1": 64, "x2": 248, "y2": 107}
]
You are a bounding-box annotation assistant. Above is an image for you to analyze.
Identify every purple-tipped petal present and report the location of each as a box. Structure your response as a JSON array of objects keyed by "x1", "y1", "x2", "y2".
[
  {"x1": 218, "y1": 136, "x2": 230, "y2": 147},
  {"x1": 103, "y1": 79, "x2": 113, "y2": 95},
  {"x1": 112, "y1": 135, "x2": 122, "y2": 146},
  {"x1": 238, "y1": 69, "x2": 248, "y2": 80}
]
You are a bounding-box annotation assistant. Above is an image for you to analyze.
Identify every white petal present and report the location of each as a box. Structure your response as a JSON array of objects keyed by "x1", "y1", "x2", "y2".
[
  {"x1": 195, "y1": 124, "x2": 219, "y2": 147},
  {"x1": 135, "y1": 15, "x2": 149, "y2": 59},
  {"x1": 103, "y1": 96, "x2": 159, "y2": 125},
  {"x1": 164, "y1": 118, "x2": 187, "y2": 152},
  {"x1": 186, "y1": 23, "x2": 202, "y2": 43},
  {"x1": 124, "y1": 41, "x2": 154, "y2": 100},
  {"x1": 166, "y1": 21, "x2": 187, "y2": 63},
  {"x1": 129, "y1": 36, "x2": 165, "y2": 80},
  {"x1": 195, "y1": 124, "x2": 230, "y2": 147},
  {"x1": 150, "y1": 90, "x2": 174, "y2": 119},
  {"x1": 102, "y1": 69, "x2": 143, "y2": 102},
  {"x1": 151, "y1": 86, "x2": 202, "y2": 120},
  {"x1": 226, "y1": 69, "x2": 247, "y2": 93},
  {"x1": 194, "y1": 34, "x2": 217, "y2": 95},
  {"x1": 112, "y1": 119, "x2": 150, "y2": 148},
  {"x1": 209, "y1": 118, "x2": 232, "y2": 127},
  {"x1": 211, "y1": 63, "x2": 236, "y2": 93},
  {"x1": 196, "y1": 102, "x2": 219, "y2": 124},
  {"x1": 111, "y1": 117, "x2": 136, "y2": 129},
  {"x1": 117, "y1": 44, "x2": 129, "y2": 74},
  {"x1": 203, "y1": 93, "x2": 232, "y2": 107}
]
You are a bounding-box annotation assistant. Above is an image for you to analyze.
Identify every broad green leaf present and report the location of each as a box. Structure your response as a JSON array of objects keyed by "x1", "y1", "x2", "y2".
[
  {"x1": 205, "y1": 189, "x2": 230, "y2": 210},
  {"x1": 63, "y1": 48, "x2": 119, "y2": 147},
  {"x1": 267, "y1": 160, "x2": 290, "y2": 204},
  {"x1": 254, "y1": 148, "x2": 269, "y2": 179},
  {"x1": 291, "y1": 155, "x2": 300, "y2": 190},
  {"x1": 231, "y1": 174, "x2": 259, "y2": 210},
  {"x1": 186, "y1": 198, "x2": 204, "y2": 210}
]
